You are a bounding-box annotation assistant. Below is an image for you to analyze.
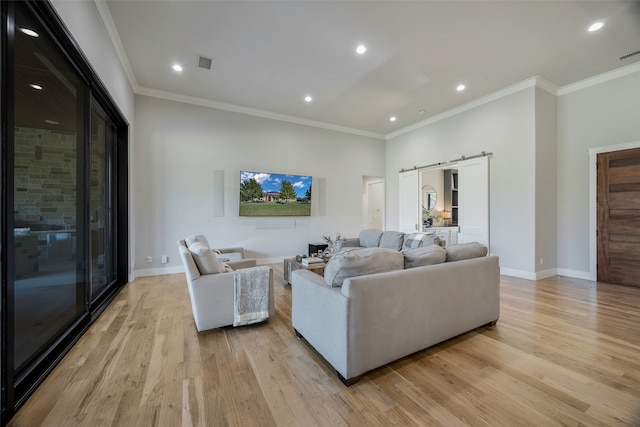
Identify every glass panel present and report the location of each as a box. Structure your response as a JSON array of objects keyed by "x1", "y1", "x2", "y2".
[
  {"x1": 13, "y1": 7, "x2": 86, "y2": 373},
  {"x1": 1, "y1": 4, "x2": 3, "y2": 410},
  {"x1": 90, "y1": 105, "x2": 116, "y2": 299}
]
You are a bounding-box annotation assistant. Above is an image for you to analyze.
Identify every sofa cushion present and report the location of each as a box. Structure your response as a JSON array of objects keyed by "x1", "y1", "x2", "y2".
[
  {"x1": 446, "y1": 242, "x2": 488, "y2": 262},
  {"x1": 324, "y1": 247, "x2": 404, "y2": 287},
  {"x1": 402, "y1": 245, "x2": 447, "y2": 268},
  {"x1": 358, "y1": 229, "x2": 383, "y2": 248},
  {"x1": 187, "y1": 241, "x2": 224, "y2": 274},
  {"x1": 402, "y1": 232, "x2": 439, "y2": 250},
  {"x1": 379, "y1": 231, "x2": 405, "y2": 251}
]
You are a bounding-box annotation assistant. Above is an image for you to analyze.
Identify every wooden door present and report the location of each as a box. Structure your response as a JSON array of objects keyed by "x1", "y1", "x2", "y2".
[
  {"x1": 597, "y1": 147, "x2": 640, "y2": 287},
  {"x1": 458, "y1": 156, "x2": 490, "y2": 248}
]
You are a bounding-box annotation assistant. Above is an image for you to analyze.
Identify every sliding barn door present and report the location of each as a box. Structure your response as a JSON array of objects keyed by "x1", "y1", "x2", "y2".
[
  {"x1": 399, "y1": 170, "x2": 420, "y2": 233},
  {"x1": 458, "y1": 157, "x2": 489, "y2": 247},
  {"x1": 597, "y1": 147, "x2": 640, "y2": 287}
]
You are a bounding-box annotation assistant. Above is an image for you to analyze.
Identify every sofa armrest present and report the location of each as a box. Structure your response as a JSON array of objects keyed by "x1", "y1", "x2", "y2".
[
  {"x1": 216, "y1": 247, "x2": 245, "y2": 261},
  {"x1": 188, "y1": 272, "x2": 235, "y2": 331},
  {"x1": 188, "y1": 266, "x2": 274, "y2": 331},
  {"x1": 217, "y1": 246, "x2": 244, "y2": 255},
  {"x1": 341, "y1": 238, "x2": 360, "y2": 248},
  {"x1": 291, "y1": 269, "x2": 350, "y2": 377},
  {"x1": 227, "y1": 259, "x2": 257, "y2": 270}
]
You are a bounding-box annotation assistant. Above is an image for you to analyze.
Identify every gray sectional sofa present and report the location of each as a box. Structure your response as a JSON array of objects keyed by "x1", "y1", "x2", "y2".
[
  {"x1": 291, "y1": 243, "x2": 500, "y2": 385},
  {"x1": 341, "y1": 228, "x2": 442, "y2": 252}
]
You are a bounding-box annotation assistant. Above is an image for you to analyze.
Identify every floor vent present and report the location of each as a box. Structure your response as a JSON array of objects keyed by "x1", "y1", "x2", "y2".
[
  {"x1": 198, "y1": 55, "x2": 212, "y2": 70},
  {"x1": 620, "y1": 50, "x2": 640, "y2": 61}
]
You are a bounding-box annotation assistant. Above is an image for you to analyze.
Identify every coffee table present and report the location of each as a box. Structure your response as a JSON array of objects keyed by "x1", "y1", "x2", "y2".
[{"x1": 283, "y1": 258, "x2": 326, "y2": 285}]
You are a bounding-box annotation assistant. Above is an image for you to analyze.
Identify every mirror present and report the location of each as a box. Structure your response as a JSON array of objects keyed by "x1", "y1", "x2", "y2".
[{"x1": 422, "y1": 185, "x2": 437, "y2": 211}]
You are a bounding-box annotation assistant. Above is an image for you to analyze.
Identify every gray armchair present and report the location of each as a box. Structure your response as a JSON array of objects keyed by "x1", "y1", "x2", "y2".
[{"x1": 178, "y1": 235, "x2": 274, "y2": 331}]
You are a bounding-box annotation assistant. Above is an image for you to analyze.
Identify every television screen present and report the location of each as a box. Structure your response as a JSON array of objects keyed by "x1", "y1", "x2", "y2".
[{"x1": 239, "y1": 171, "x2": 312, "y2": 216}]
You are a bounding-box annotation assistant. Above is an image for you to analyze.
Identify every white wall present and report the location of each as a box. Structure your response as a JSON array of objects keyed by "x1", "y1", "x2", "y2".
[
  {"x1": 134, "y1": 95, "x2": 385, "y2": 276},
  {"x1": 51, "y1": 0, "x2": 640, "y2": 281},
  {"x1": 557, "y1": 68, "x2": 640, "y2": 276},
  {"x1": 535, "y1": 87, "x2": 558, "y2": 276},
  {"x1": 51, "y1": 0, "x2": 134, "y2": 122},
  {"x1": 51, "y1": 0, "x2": 136, "y2": 279},
  {"x1": 386, "y1": 87, "x2": 537, "y2": 276}
]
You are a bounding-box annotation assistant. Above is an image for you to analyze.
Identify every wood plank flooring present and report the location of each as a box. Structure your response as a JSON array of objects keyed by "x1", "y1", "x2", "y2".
[{"x1": 8, "y1": 265, "x2": 640, "y2": 426}]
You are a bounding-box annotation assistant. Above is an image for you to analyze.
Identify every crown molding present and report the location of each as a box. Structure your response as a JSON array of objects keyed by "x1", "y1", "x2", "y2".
[
  {"x1": 94, "y1": 0, "x2": 382, "y2": 139},
  {"x1": 535, "y1": 76, "x2": 559, "y2": 95},
  {"x1": 387, "y1": 77, "x2": 557, "y2": 140},
  {"x1": 136, "y1": 87, "x2": 386, "y2": 140},
  {"x1": 93, "y1": 0, "x2": 637, "y2": 142},
  {"x1": 558, "y1": 61, "x2": 640, "y2": 96},
  {"x1": 94, "y1": 0, "x2": 139, "y2": 91}
]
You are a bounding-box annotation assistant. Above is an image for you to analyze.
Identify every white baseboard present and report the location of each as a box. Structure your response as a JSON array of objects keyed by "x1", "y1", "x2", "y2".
[
  {"x1": 133, "y1": 257, "x2": 288, "y2": 279},
  {"x1": 535, "y1": 269, "x2": 558, "y2": 280},
  {"x1": 500, "y1": 267, "x2": 538, "y2": 280},
  {"x1": 135, "y1": 265, "x2": 184, "y2": 278},
  {"x1": 257, "y1": 256, "x2": 287, "y2": 265},
  {"x1": 500, "y1": 266, "x2": 595, "y2": 282},
  {"x1": 133, "y1": 258, "x2": 592, "y2": 283},
  {"x1": 557, "y1": 268, "x2": 595, "y2": 281}
]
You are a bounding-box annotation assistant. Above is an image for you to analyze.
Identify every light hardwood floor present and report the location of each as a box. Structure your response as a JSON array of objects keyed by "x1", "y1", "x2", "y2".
[{"x1": 8, "y1": 264, "x2": 640, "y2": 426}]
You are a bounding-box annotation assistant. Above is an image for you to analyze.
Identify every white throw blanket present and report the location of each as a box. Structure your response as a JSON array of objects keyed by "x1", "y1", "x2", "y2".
[{"x1": 233, "y1": 266, "x2": 270, "y2": 327}]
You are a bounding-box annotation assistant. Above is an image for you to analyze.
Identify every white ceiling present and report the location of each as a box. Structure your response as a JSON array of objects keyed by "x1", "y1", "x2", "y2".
[{"x1": 103, "y1": 0, "x2": 640, "y2": 138}]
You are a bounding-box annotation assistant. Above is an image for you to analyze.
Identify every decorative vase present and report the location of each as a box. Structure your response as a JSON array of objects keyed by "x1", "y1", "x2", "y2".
[{"x1": 322, "y1": 247, "x2": 335, "y2": 262}]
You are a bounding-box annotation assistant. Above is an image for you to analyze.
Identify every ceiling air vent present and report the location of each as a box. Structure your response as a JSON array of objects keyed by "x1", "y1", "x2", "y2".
[
  {"x1": 619, "y1": 50, "x2": 640, "y2": 61},
  {"x1": 197, "y1": 55, "x2": 212, "y2": 70}
]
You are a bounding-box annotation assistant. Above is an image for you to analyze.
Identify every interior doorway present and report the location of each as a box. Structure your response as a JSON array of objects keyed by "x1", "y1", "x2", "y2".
[
  {"x1": 596, "y1": 147, "x2": 640, "y2": 287},
  {"x1": 363, "y1": 176, "x2": 384, "y2": 230}
]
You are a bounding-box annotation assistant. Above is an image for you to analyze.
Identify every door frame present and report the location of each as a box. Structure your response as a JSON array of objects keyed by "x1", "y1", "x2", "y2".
[
  {"x1": 363, "y1": 176, "x2": 385, "y2": 230},
  {"x1": 588, "y1": 140, "x2": 640, "y2": 281}
]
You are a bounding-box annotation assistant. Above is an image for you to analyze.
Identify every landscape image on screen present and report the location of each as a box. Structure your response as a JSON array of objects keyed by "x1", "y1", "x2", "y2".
[{"x1": 239, "y1": 171, "x2": 312, "y2": 216}]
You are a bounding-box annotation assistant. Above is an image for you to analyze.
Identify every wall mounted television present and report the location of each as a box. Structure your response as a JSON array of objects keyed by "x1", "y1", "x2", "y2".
[{"x1": 239, "y1": 171, "x2": 312, "y2": 216}]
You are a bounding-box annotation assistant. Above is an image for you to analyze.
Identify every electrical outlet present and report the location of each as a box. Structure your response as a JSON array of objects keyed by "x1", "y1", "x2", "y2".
[
  {"x1": 146, "y1": 256, "x2": 152, "y2": 263},
  {"x1": 161, "y1": 255, "x2": 168, "y2": 264},
  {"x1": 539, "y1": 257, "x2": 543, "y2": 265}
]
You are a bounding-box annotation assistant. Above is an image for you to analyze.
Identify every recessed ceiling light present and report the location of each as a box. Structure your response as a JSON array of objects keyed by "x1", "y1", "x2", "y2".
[
  {"x1": 172, "y1": 64, "x2": 183, "y2": 72},
  {"x1": 29, "y1": 83, "x2": 43, "y2": 90},
  {"x1": 304, "y1": 95, "x2": 313, "y2": 102},
  {"x1": 418, "y1": 109, "x2": 427, "y2": 114},
  {"x1": 356, "y1": 45, "x2": 367, "y2": 55},
  {"x1": 19, "y1": 28, "x2": 39, "y2": 37},
  {"x1": 588, "y1": 22, "x2": 604, "y2": 32},
  {"x1": 389, "y1": 116, "x2": 397, "y2": 122},
  {"x1": 45, "y1": 119, "x2": 59, "y2": 125},
  {"x1": 456, "y1": 84, "x2": 466, "y2": 91}
]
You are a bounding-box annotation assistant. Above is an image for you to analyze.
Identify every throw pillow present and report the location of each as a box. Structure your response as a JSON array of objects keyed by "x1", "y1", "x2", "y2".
[
  {"x1": 188, "y1": 242, "x2": 224, "y2": 274},
  {"x1": 402, "y1": 245, "x2": 447, "y2": 268},
  {"x1": 358, "y1": 229, "x2": 383, "y2": 248},
  {"x1": 446, "y1": 242, "x2": 488, "y2": 262},
  {"x1": 402, "y1": 233, "x2": 439, "y2": 250},
  {"x1": 324, "y1": 247, "x2": 404, "y2": 287},
  {"x1": 379, "y1": 231, "x2": 405, "y2": 251},
  {"x1": 185, "y1": 234, "x2": 209, "y2": 247}
]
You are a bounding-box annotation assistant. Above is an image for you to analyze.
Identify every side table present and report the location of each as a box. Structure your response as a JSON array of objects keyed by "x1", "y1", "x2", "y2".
[{"x1": 284, "y1": 258, "x2": 326, "y2": 285}]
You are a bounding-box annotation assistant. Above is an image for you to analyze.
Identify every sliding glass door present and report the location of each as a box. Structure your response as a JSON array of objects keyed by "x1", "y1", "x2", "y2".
[
  {"x1": 90, "y1": 103, "x2": 118, "y2": 304},
  {"x1": 12, "y1": 0, "x2": 87, "y2": 377},
  {"x1": 2, "y1": 2, "x2": 129, "y2": 422}
]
